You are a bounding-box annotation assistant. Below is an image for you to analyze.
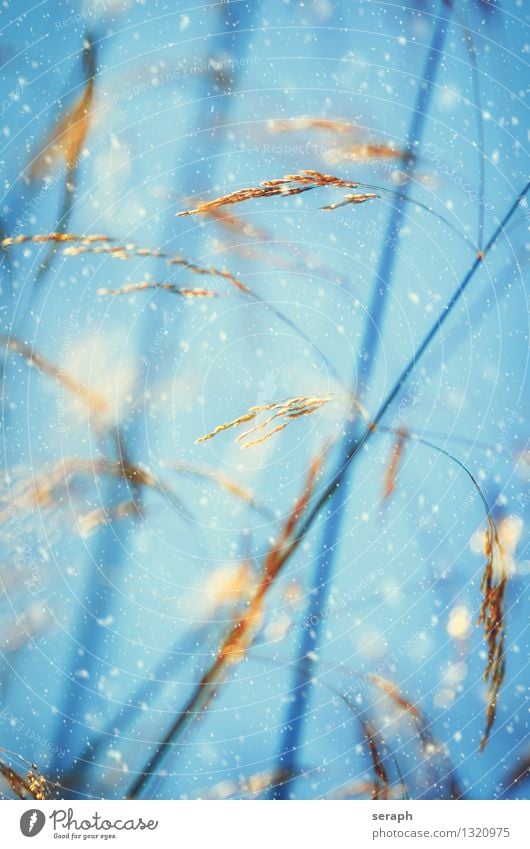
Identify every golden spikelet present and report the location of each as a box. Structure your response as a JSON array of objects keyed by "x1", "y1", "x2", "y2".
[
  {"x1": 177, "y1": 170, "x2": 371, "y2": 217},
  {"x1": 478, "y1": 524, "x2": 507, "y2": 750},
  {"x1": 264, "y1": 170, "x2": 359, "y2": 189},
  {"x1": 177, "y1": 184, "x2": 308, "y2": 217}
]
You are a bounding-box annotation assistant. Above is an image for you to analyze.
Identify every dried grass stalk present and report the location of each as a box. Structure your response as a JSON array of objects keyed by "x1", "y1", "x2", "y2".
[
  {"x1": 478, "y1": 524, "x2": 507, "y2": 750},
  {"x1": 372, "y1": 425, "x2": 508, "y2": 749}
]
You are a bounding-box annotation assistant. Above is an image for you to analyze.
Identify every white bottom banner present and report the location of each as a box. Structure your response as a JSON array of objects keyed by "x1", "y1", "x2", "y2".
[{"x1": 1, "y1": 800, "x2": 528, "y2": 848}]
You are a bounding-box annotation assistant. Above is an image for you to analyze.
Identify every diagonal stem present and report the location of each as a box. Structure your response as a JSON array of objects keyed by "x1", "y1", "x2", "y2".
[
  {"x1": 271, "y1": 174, "x2": 530, "y2": 796},
  {"x1": 272, "y1": 1, "x2": 452, "y2": 797}
]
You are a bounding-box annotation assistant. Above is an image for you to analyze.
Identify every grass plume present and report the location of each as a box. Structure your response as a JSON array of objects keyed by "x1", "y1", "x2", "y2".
[
  {"x1": 177, "y1": 170, "x2": 377, "y2": 216},
  {"x1": 97, "y1": 282, "x2": 218, "y2": 298},
  {"x1": 0, "y1": 750, "x2": 50, "y2": 800},
  {"x1": 195, "y1": 395, "x2": 341, "y2": 448},
  {"x1": 127, "y1": 446, "x2": 327, "y2": 798},
  {"x1": 477, "y1": 525, "x2": 507, "y2": 750}
]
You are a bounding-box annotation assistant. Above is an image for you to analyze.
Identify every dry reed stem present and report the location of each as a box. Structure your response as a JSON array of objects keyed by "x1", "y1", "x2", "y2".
[
  {"x1": 207, "y1": 450, "x2": 324, "y2": 663},
  {"x1": 1, "y1": 334, "x2": 109, "y2": 419}
]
